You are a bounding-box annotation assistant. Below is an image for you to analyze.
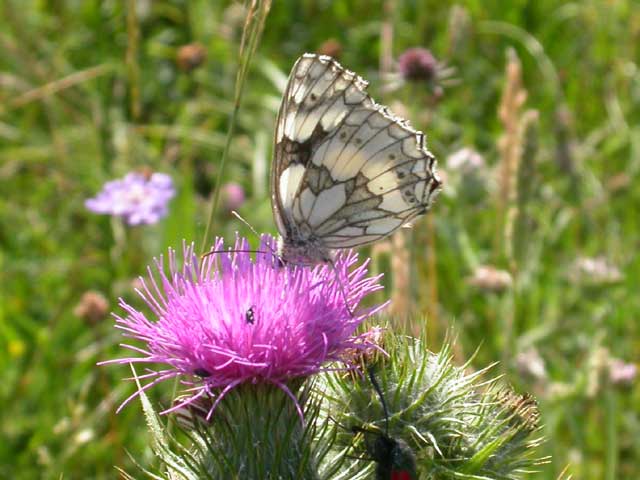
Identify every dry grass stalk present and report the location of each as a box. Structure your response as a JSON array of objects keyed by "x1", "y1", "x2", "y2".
[
  {"x1": 125, "y1": 0, "x2": 141, "y2": 121},
  {"x1": 2, "y1": 64, "x2": 111, "y2": 113},
  {"x1": 495, "y1": 48, "x2": 527, "y2": 260},
  {"x1": 508, "y1": 109, "x2": 539, "y2": 265},
  {"x1": 379, "y1": 0, "x2": 396, "y2": 75},
  {"x1": 390, "y1": 230, "x2": 411, "y2": 321},
  {"x1": 425, "y1": 212, "x2": 439, "y2": 337}
]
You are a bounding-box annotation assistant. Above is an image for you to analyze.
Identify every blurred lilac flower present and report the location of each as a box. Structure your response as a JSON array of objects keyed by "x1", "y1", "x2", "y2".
[
  {"x1": 609, "y1": 358, "x2": 637, "y2": 386},
  {"x1": 221, "y1": 182, "x2": 245, "y2": 214},
  {"x1": 105, "y1": 235, "x2": 385, "y2": 418},
  {"x1": 398, "y1": 47, "x2": 438, "y2": 82},
  {"x1": 85, "y1": 172, "x2": 175, "y2": 225}
]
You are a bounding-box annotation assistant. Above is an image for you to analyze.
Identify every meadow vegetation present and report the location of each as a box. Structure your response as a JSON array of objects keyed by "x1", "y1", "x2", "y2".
[{"x1": 1, "y1": 1, "x2": 638, "y2": 478}]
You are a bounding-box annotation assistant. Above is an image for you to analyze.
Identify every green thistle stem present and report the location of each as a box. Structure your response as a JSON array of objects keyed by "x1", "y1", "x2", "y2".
[{"x1": 198, "y1": 382, "x2": 319, "y2": 479}]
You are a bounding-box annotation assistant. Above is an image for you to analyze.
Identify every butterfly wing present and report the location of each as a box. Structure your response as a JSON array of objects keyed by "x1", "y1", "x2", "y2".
[
  {"x1": 272, "y1": 53, "x2": 370, "y2": 238},
  {"x1": 271, "y1": 53, "x2": 441, "y2": 250}
]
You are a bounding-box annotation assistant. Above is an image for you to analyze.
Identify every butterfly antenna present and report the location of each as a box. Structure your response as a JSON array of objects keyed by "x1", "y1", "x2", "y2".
[
  {"x1": 200, "y1": 211, "x2": 282, "y2": 265},
  {"x1": 232, "y1": 210, "x2": 281, "y2": 260},
  {"x1": 327, "y1": 257, "x2": 355, "y2": 317},
  {"x1": 231, "y1": 211, "x2": 260, "y2": 241},
  {"x1": 368, "y1": 367, "x2": 390, "y2": 437}
]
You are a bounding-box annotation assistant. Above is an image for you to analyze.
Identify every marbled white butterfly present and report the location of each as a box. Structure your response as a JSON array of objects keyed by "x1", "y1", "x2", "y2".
[{"x1": 272, "y1": 53, "x2": 442, "y2": 265}]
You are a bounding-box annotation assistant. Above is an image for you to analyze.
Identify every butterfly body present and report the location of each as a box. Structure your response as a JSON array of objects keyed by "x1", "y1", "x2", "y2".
[
  {"x1": 272, "y1": 53, "x2": 441, "y2": 265},
  {"x1": 278, "y1": 234, "x2": 333, "y2": 265}
]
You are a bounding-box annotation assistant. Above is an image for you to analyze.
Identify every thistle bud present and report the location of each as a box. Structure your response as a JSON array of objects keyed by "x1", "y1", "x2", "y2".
[{"x1": 176, "y1": 43, "x2": 207, "y2": 72}]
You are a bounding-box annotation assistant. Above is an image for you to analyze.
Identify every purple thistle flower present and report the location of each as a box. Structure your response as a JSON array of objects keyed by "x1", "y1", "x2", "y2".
[
  {"x1": 85, "y1": 171, "x2": 175, "y2": 225},
  {"x1": 104, "y1": 235, "x2": 386, "y2": 419}
]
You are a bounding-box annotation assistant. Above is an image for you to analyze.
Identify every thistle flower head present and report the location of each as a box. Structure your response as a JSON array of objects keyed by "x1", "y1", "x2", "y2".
[
  {"x1": 106, "y1": 235, "x2": 385, "y2": 417},
  {"x1": 176, "y1": 42, "x2": 207, "y2": 72},
  {"x1": 320, "y1": 336, "x2": 546, "y2": 479},
  {"x1": 398, "y1": 47, "x2": 438, "y2": 82},
  {"x1": 220, "y1": 182, "x2": 246, "y2": 214},
  {"x1": 85, "y1": 171, "x2": 175, "y2": 225},
  {"x1": 74, "y1": 290, "x2": 109, "y2": 325},
  {"x1": 317, "y1": 38, "x2": 343, "y2": 59}
]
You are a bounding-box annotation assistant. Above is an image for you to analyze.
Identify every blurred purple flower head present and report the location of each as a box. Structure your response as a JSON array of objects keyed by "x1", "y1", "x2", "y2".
[
  {"x1": 221, "y1": 182, "x2": 246, "y2": 214},
  {"x1": 398, "y1": 47, "x2": 438, "y2": 82},
  {"x1": 106, "y1": 235, "x2": 385, "y2": 417},
  {"x1": 85, "y1": 172, "x2": 175, "y2": 225}
]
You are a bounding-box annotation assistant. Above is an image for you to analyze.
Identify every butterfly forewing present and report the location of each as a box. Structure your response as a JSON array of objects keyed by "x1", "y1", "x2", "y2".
[{"x1": 272, "y1": 53, "x2": 441, "y2": 263}]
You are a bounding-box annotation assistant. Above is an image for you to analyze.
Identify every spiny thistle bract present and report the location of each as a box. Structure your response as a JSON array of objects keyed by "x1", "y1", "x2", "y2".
[
  {"x1": 104, "y1": 237, "x2": 545, "y2": 479},
  {"x1": 316, "y1": 334, "x2": 546, "y2": 479},
  {"x1": 117, "y1": 332, "x2": 546, "y2": 480}
]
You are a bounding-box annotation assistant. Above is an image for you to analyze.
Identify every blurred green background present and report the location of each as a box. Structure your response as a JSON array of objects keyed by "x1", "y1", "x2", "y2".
[{"x1": 1, "y1": 0, "x2": 639, "y2": 478}]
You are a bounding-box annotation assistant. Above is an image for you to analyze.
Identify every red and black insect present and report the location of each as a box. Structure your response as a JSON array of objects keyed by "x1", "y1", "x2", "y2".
[{"x1": 353, "y1": 369, "x2": 417, "y2": 480}]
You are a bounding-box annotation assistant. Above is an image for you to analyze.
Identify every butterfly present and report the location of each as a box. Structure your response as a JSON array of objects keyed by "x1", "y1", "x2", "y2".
[{"x1": 272, "y1": 53, "x2": 442, "y2": 265}]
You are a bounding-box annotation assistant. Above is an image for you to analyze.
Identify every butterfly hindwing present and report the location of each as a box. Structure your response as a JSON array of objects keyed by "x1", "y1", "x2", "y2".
[{"x1": 272, "y1": 53, "x2": 441, "y2": 261}]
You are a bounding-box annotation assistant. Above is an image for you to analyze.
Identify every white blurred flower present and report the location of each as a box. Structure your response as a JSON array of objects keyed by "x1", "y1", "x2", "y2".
[
  {"x1": 515, "y1": 347, "x2": 547, "y2": 381},
  {"x1": 443, "y1": 147, "x2": 487, "y2": 199},
  {"x1": 569, "y1": 257, "x2": 623, "y2": 285},
  {"x1": 446, "y1": 147, "x2": 485, "y2": 173},
  {"x1": 467, "y1": 265, "x2": 512, "y2": 292}
]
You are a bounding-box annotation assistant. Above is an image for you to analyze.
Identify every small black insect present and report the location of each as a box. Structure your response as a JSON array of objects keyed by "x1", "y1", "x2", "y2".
[
  {"x1": 245, "y1": 306, "x2": 256, "y2": 324},
  {"x1": 354, "y1": 369, "x2": 417, "y2": 480},
  {"x1": 193, "y1": 368, "x2": 211, "y2": 378}
]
